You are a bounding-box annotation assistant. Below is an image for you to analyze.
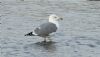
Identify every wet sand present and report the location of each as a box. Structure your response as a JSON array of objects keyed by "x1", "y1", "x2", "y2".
[{"x1": 0, "y1": 0, "x2": 100, "y2": 57}]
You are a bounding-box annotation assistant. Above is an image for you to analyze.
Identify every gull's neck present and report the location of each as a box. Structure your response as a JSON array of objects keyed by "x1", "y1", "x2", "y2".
[{"x1": 49, "y1": 19, "x2": 59, "y2": 28}]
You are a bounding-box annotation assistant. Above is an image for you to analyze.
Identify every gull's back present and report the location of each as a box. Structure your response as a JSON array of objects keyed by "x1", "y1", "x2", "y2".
[{"x1": 34, "y1": 22, "x2": 57, "y2": 37}]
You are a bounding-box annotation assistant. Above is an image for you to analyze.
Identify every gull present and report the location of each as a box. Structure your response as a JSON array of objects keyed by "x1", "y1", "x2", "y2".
[{"x1": 25, "y1": 14, "x2": 63, "y2": 42}]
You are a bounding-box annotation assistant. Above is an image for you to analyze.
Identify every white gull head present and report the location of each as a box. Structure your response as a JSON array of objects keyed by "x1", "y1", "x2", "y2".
[{"x1": 49, "y1": 14, "x2": 63, "y2": 28}]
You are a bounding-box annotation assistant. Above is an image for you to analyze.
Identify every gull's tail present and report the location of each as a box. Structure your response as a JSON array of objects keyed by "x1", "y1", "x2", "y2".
[{"x1": 25, "y1": 32, "x2": 35, "y2": 36}]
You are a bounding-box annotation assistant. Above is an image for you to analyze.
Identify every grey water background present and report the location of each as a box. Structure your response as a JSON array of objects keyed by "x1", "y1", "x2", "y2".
[{"x1": 0, "y1": 0, "x2": 100, "y2": 57}]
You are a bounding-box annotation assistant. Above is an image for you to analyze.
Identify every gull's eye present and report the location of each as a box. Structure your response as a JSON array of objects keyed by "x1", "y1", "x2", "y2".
[{"x1": 54, "y1": 17, "x2": 57, "y2": 18}]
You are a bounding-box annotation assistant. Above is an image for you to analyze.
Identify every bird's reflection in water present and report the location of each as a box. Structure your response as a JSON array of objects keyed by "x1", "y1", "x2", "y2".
[
  {"x1": 24, "y1": 41, "x2": 57, "y2": 53},
  {"x1": 34, "y1": 41, "x2": 56, "y2": 52}
]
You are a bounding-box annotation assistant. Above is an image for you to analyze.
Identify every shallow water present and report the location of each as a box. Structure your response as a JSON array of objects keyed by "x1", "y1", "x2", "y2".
[{"x1": 0, "y1": 0, "x2": 100, "y2": 57}]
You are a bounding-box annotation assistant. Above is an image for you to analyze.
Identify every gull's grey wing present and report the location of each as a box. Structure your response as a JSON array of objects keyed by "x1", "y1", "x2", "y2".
[{"x1": 34, "y1": 22, "x2": 57, "y2": 37}]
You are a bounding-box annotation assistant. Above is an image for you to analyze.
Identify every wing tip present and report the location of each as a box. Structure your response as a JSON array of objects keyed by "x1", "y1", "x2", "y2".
[{"x1": 25, "y1": 32, "x2": 35, "y2": 36}]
